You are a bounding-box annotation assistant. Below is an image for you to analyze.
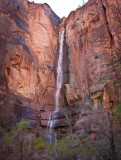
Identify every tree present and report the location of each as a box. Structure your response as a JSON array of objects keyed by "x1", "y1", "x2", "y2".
[
  {"x1": 92, "y1": 104, "x2": 120, "y2": 160},
  {"x1": 1, "y1": 119, "x2": 30, "y2": 160}
]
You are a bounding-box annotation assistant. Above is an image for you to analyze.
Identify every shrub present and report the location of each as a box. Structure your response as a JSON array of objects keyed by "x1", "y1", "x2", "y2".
[
  {"x1": 3, "y1": 119, "x2": 30, "y2": 144},
  {"x1": 115, "y1": 104, "x2": 121, "y2": 123},
  {"x1": 114, "y1": 80, "x2": 120, "y2": 84}
]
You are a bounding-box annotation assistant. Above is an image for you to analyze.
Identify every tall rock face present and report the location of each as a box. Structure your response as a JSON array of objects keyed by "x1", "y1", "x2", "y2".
[
  {"x1": 65, "y1": 0, "x2": 121, "y2": 107},
  {"x1": 0, "y1": 0, "x2": 121, "y2": 127},
  {"x1": 0, "y1": 0, "x2": 60, "y2": 126},
  {"x1": 28, "y1": 2, "x2": 59, "y2": 106}
]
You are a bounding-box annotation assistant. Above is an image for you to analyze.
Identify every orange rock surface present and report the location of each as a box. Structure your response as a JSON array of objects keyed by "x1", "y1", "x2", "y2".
[
  {"x1": 0, "y1": 0, "x2": 121, "y2": 126},
  {"x1": 65, "y1": 0, "x2": 121, "y2": 103}
]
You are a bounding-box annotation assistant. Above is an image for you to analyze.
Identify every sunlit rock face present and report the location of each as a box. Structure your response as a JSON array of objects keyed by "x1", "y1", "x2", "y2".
[
  {"x1": 65, "y1": 0, "x2": 121, "y2": 106},
  {"x1": 0, "y1": 0, "x2": 60, "y2": 125},
  {"x1": 28, "y1": 2, "x2": 60, "y2": 106}
]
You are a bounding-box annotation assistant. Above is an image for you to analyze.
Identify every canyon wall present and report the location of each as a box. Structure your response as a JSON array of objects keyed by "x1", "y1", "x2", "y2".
[
  {"x1": 0, "y1": 0, "x2": 121, "y2": 127},
  {"x1": 65, "y1": 0, "x2": 121, "y2": 107},
  {"x1": 0, "y1": 0, "x2": 60, "y2": 126}
]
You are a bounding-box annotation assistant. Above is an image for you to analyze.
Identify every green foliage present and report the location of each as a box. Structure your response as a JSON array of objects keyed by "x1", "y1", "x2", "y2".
[
  {"x1": 3, "y1": 129, "x2": 16, "y2": 144},
  {"x1": 114, "y1": 80, "x2": 120, "y2": 84},
  {"x1": 34, "y1": 137, "x2": 53, "y2": 151},
  {"x1": 109, "y1": 76, "x2": 113, "y2": 80},
  {"x1": 16, "y1": 119, "x2": 30, "y2": 130},
  {"x1": 80, "y1": 142, "x2": 97, "y2": 155},
  {"x1": 34, "y1": 136, "x2": 79, "y2": 157},
  {"x1": 83, "y1": 148, "x2": 97, "y2": 155},
  {"x1": 3, "y1": 134, "x2": 13, "y2": 144},
  {"x1": 98, "y1": 75, "x2": 106, "y2": 82},
  {"x1": 96, "y1": 74, "x2": 110, "y2": 84},
  {"x1": 118, "y1": 64, "x2": 121, "y2": 70},
  {"x1": 80, "y1": 140, "x2": 110, "y2": 158},
  {"x1": 57, "y1": 136, "x2": 81, "y2": 155},
  {"x1": 108, "y1": 60, "x2": 113, "y2": 65},
  {"x1": 3, "y1": 119, "x2": 30, "y2": 145},
  {"x1": 96, "y1": 74, "x2": 115, "y2": 84},
  {"x1": 34, "y1": 137, "x2": 48, "y2": 151},
  {"x1": 115, "y1": 104, "x2": 121, "y2": 123},
  {"x1": 57, "y1": 137, "x2": 73, "y2": 154}
]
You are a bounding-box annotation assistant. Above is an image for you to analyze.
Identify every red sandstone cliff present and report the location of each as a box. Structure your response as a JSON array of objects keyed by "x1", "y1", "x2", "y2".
[
  {"x1": 0, "y1": 0, "x2": 121, "y2": 127},
  {"x1": 65, "y1": 0, "x2": 121, "y2": 107},
  {"x1": 0, "y1": 0, "x2": 60, "y2": 125}
]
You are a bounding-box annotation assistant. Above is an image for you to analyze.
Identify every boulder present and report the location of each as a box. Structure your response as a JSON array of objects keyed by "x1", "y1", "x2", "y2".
[{"x1": 64, "y1": 84, "x2": 79, "y2": 105}]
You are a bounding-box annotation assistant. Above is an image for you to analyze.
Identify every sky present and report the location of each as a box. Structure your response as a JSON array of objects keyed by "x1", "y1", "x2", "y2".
[{"x1": 28, "y1": 0, "x2": 88, "y2": 18}]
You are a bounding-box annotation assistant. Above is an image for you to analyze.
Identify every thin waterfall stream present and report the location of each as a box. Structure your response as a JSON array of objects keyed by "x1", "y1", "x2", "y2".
[
  {"x1": 47, "y1": 30, "x2": 65, "y2": 141},
  {"x1": 55, "y1": 30, "x2": 65, "y2": 112}
]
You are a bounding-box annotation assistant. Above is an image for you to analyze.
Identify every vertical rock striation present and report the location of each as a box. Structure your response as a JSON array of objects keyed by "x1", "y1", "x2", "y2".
[
  {"x1": 0, "y1": 0, "x2": 60, "y2": 126},
  {"x1": 65, "y1": 0, "x2": 121, "y2": 106}
]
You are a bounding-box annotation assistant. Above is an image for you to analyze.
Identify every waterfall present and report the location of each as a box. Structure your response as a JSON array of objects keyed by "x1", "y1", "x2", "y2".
[
  {"x1": 55, "y1": 30, "x2": 65, "y2": 112},
  {"x1": 47, "y1": 30, "x2": 65, "y2": 133},
  {"x1": 47, "y1": 114, "x2": 54, "y2": 143},
  {"x1": 47, "y1": 114, "x2": 53, "y2": 128}
]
